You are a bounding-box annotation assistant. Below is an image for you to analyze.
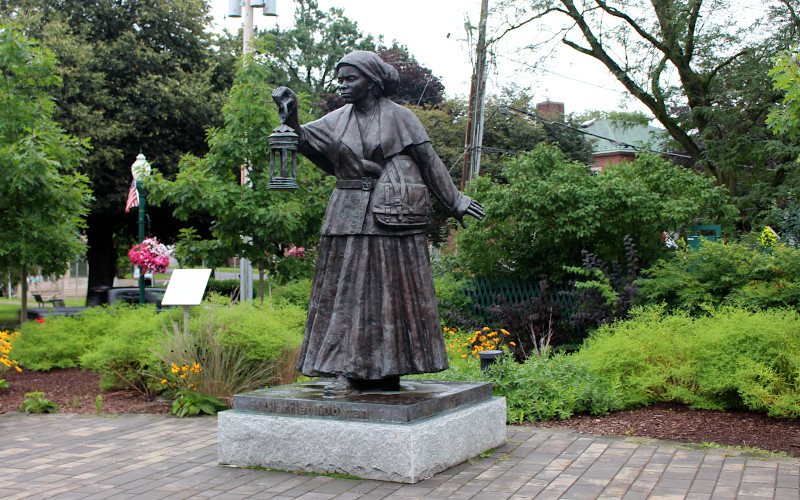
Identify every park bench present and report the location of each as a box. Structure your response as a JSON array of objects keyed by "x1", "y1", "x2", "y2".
[{"x1": 31, "y1": 294, "x2": 65, "y2": 307}]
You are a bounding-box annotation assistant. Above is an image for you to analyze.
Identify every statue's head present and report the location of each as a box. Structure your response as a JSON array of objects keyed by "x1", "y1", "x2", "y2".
[{"x1": 335, "y1": 51, "x2": 399, "y2": 98}]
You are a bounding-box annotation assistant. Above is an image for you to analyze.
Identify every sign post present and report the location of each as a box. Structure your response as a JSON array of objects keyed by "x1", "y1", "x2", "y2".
[{"x1": 161, "y1": 269, "x2": 212, "y2": 332}]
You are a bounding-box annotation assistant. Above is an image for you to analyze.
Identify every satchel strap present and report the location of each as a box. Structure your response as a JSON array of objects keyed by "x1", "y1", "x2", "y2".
[{"x1": 336, "y1": 178, "x2": 377, "y2": 191}]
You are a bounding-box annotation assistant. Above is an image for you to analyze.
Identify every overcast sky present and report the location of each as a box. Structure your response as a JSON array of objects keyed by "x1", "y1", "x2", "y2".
[
  {"x1": 209, "y1": 0, "x2": 771, "y2": 117},
  {"x1": 209, "y1": 0, "x2": 643, "y2": 115}
]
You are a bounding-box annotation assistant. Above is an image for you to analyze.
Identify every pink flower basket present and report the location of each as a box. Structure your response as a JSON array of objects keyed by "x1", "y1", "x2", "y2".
[{"x1": 129, "y1": 237, "x2": 170, "y2": 274}]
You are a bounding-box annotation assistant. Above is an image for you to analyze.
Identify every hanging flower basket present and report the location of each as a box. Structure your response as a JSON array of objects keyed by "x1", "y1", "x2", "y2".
[{"x1": 129, "y1": 237, "x2": 170, "y2": 274}]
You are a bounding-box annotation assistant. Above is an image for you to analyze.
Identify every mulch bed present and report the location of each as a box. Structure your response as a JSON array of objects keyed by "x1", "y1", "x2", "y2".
[
  {"x1": 3, "y1": 368, "x2": 799, "y2": 457},
  {"x1": 0, "y1": 367, "x2": 170, "y2": 415}
]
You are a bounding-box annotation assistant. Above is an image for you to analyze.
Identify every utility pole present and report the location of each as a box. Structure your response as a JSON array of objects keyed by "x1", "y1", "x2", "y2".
[
  {"x1": 462, "y1": 0, "x2": 489, "y2": 190},
  {"x1": 240, "y1": 0, "x2": 255, "y2": 304},
  {"x1": 229, "y1": 0, "x2": 277, "y2": 302}
]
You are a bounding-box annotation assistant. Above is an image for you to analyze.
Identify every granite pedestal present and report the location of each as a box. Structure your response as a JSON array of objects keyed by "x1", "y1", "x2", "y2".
[{"x1": 217, "y1": 379, "x2": 506, "y2": 483}]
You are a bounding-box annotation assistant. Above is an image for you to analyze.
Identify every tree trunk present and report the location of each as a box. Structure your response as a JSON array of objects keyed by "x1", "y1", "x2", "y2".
[
  {"x1": 20, "y1": 264, "x2": 27, "y2": 324},
  {"x1": 85, "y1": 212, "x2": 118, "y2": 292},
  {"x1": 258, "y1": 259, "x2": 265, "y2": 304}
]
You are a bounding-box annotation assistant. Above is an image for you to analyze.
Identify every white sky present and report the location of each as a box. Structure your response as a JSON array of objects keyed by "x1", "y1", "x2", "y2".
[
  {"x1": 209, "y1": 0, "x2": 639, "y2": 115},
  {"x1": 209, "y1": 0, "x2": 772, "y2": 117}
]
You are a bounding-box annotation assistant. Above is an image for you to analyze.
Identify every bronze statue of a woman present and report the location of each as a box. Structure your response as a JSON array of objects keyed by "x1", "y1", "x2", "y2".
[{"x1": 272, "y1": 50, "x2": 484, "y2": 397}]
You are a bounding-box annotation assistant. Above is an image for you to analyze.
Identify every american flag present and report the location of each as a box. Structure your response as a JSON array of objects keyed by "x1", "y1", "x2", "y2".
[{"x1": 125, "y1": 180, "x2": 139, "y2": 213}]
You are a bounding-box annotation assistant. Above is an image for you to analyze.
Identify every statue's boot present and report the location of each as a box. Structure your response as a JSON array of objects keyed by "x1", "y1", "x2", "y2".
[
  {"x1": 323, "y1": 375, "x2": 358, "y2": 398},
  {"x1": 354, "y1": 376, "x2": 401, "y2": 392}
]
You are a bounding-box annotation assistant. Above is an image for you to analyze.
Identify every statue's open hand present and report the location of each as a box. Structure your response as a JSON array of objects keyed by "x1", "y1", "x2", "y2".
[
  {"x1": 457, "y1": 199, "x2": 485, "y2": 229},
  {"x1": 272, "y1": 87, "x2": 297, "y2": 124}
]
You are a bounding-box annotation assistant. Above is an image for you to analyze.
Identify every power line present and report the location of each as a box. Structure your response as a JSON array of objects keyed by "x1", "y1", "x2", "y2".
[
  {"x1": 502, "y1": 106, "x2": 692, "y2": 160},
  {"x1": 496, "y1": 53, "x2": 628, "y2": 94}
]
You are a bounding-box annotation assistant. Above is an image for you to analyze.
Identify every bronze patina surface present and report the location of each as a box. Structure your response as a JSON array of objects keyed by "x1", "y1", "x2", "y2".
[{"x1": 232, "y1": 379, "x2": 493, "y2": 423}]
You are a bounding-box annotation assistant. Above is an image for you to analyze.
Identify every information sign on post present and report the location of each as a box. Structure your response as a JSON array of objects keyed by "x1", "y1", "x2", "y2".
[{"x1": 161, "y1": 269, "x2": 212, "y2": 331}]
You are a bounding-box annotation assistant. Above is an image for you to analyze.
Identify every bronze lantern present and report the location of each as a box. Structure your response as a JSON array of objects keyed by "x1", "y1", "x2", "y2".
[{"x1": 267, "y1": 123, "x2": 299, "y2": 190}]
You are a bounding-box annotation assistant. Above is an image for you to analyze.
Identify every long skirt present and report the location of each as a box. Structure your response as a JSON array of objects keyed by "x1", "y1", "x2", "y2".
[{"x1": 296, "y1": 233, "x2": 449, "y2": 380}]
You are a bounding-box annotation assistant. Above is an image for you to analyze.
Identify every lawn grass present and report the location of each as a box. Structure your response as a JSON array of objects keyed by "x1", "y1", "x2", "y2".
[{"x1": 0, "y1": 303, "x2": 20, "y2": 326}]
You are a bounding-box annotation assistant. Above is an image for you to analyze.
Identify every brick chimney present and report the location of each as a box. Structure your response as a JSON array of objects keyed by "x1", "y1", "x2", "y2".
[{"x1": 536, "y1": 99, "x2": 565, "y2": 122}]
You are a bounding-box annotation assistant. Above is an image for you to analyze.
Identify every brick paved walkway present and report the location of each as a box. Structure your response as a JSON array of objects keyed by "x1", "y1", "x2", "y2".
[{"x1": 2, "y1": 413, "x2": 798, "y2": 499}]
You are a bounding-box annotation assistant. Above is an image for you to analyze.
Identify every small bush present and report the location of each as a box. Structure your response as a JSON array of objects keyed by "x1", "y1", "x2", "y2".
[
  {"x1": 482, "y1": 278, "x2": 571, "y2": 360},
  {"x1": 435, "y1": 275, "x2": 483, "y2": 332},
  {"x1": 422, "y1": 339, "x2": 622, "y2": 423},
  {"x1": 637, "y1": 238, "x2": 800, "y2": 314},
  {"x1": 576, "y1": 305, "x2": 800, "y2": 417},
  {"x1": 206, "y1": 279, "x2": 239, "y2": 300},
  {"x1": 19, "y1": 391, "x2": 58, "y2": 413},
  {"x1": 79, "y1": 304, "x2": 175, "y2": 392},
  {"x1": 565, "y1": 235, "x2": 640, "y2": 331},
  {"x1": 12, "y1": 308, "x2": 114, "y2": 370},
  {"x1": 272, "y1": 279, "x2": 312, "y2": 307},
  {"x1": 148, "y1": 299, "x2": 305, "y2": 405}
]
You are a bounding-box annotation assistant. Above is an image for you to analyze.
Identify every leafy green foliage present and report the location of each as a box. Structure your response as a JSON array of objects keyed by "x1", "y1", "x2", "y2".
[
  {"x1": 149, "y1": 300, "x2": 305, "y2": 405},
  {"x1": 19, "y1": 391, "x2": 58, "y2": 413},
  {"x1": 637, "y1": 239, "x2": 800, "y2": 314},
  {"x1": 170, "y1": 390, "x2": 227, "y2": 417},
  {"x1": 418, "y1": 351, "x2": 622, "y2": 423},
  {"x1": 147, "y1": 53, "x2": 331, "y2": 297},
  {"x1": 768, "y1": 48, "x2": 800, "y2": 155},
  {"x1": 257, "y1": 0, "x2": 377, "y2": 101},
  {"x1": 78, "y1": 305, "x2": 171, "y2": 393},
  {"x1": 14, "y1": 288, "x2": 306, "y2": 402},
  {"x1": 576, "y1": 306, "x2": 800, "y2": 418},
  {"x1": 565, "y1": 235, "x2": 641, "y2": 331},
  {"x1": 1, "y1": 0, "x2": 234, "y2": 287},
  {"x1": 456, "y1": 145, "x2": 737, "y2": 281},
  {"x1": 0, "y1": 26, "x2": 91, "y2": 317},
  {"x1": 498, "y1": 0, "x2": 800, "y2": 212},
  {"x1": 272, "y1": 279, "x2": 312, "y2": 307}
]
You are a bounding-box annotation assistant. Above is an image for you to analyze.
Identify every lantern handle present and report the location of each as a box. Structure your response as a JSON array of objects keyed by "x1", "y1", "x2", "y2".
[{"x1": 272, "y1": 86, "x2": 299, "y2": 131}]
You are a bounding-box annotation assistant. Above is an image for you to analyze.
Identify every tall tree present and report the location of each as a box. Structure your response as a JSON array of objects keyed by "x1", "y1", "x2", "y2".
[
  {"x1": 0, "y1": 26, "x2": 92, "y2": 320},
  {"x1": 0, "y1": 0, "x2": 233, "y2": 289},
  {"x1": 455, "y1": 144, "x2": 738, "y2": 280},
  {"x1": 147, "y1": 54, "x2": 331, "y2": 298},
  {"x1": 497, "y1": 0, "x2": 800, "y2": 223},
  {"x1": 258, "y1": 0, "x2": 377, "y2": 104},
  {"x1": 317, "y1": 43, "x2": 447, "y2": 114}
]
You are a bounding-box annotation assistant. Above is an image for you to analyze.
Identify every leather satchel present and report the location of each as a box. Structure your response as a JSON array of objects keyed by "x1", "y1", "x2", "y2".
[{"x1": 371, "y1": 155, "x2": 432, "y2": 228}]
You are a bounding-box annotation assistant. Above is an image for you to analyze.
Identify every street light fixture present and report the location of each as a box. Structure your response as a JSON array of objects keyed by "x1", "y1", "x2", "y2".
[{"x1": 130, "y1": 152, "x2": 151, "y2": 305}]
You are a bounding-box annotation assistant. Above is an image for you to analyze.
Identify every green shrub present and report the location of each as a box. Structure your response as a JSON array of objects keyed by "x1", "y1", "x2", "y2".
[
  {"x1": 418, "y1": 350, "x2": 622, "y2": 423},
  {"x1": 78, "y1": 304, "x2": 174, "y2": 392},
  {"x1": 206, "y1": 278, "x2": 239, "y2": 299},
  {"x1": 19, "y1": 391, "x2": 58, "y2": 413},
  {"x1": 576, "y1": 305, "x2": 800, "y2": 417},
  {"x1": 12, "y1": 305, "x2": 152, "y2": 371},
  {"x1": 170, "y1": 390, "x2": 227, "y2": 417},
  {"x1": 148, "y1": 299, "x2": 305, "y2": 405},
  {"x1": 272, "y1": 279, "x2": 312, "y2": 307},
  {"x1": 637, "y1": 239, "x2": 800, "y2": 314}
]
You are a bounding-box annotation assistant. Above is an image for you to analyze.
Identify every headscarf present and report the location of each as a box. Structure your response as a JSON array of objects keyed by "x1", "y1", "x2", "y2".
[{"x1": 335, "y1": 51, "x2": 399, "y2": 97}]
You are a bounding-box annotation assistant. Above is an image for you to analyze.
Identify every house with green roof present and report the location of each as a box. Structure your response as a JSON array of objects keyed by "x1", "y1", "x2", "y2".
[{"x1": 580, "y1": 119, "x2": 668, "y2": 172}]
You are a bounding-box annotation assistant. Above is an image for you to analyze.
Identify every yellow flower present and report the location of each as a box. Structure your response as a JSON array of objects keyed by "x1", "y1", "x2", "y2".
[
  {"x1": 181, "y1": 365, "x2": 188, "y2": 372},
  {"x1": 160, "y1": 379, "x2": 167, "y2": 384},
  {"x1": 510, "y1": 342, "x2": 516, "y2": 346},
  {"x1": 461, "y1": 354, "x2": 468, "y2": 358},
  {"x1": 501, "y1": 329, "x2": 509, "y2": 335},
  {"x1": 14, "y1": 365, "x2": 22, "y2": 372},
  {"x1": 179, "y1": 373, "x2": 187, "y2": 379},
  {"x1": 171, "y1": 363, "x2": 179, "y2": 373}
]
